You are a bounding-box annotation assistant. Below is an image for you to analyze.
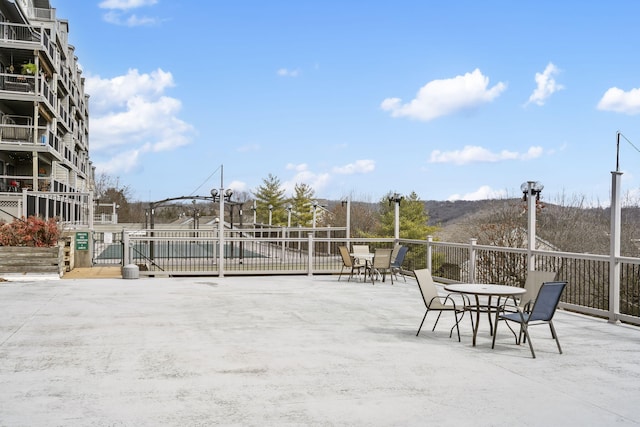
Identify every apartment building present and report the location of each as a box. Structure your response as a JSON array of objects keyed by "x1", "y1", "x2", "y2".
[{"x1": 0, "y1": 0, "x2": 93, "y2": 224}]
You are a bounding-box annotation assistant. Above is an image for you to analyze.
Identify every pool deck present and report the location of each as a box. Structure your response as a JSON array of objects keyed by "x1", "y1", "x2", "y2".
[{"x1": 1, "y1": 274, "x2": 639, "y2": 426}]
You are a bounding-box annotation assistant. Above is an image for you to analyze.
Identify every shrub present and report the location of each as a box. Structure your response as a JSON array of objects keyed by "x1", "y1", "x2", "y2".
[{"x1": 0, "y1": 216, "x2": 61, "y2": 247}]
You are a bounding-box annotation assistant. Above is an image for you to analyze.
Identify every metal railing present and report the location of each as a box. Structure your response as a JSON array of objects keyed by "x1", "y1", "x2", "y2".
[{"x1": 108, "y1": 229, "x2": 640, "y2": 325}]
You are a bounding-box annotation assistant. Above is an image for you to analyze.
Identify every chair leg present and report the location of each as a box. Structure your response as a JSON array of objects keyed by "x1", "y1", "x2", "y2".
[
  {"x1": 417, "y1": 311, "x2": 428, "y2": 336},
  {"x1": 521, "y1": 324, "x2": 536, "y2": 358},
  {"x1": 493, "y1": 317, "x2": 523, "y2": 349},
  {"x1": 505, "y1": 322, "x2": 519, "y2": 343},
  {"x1": 432, "y1": 311, "x2": 443, "y2": 331},
  {"x1": 549, "y1": 321, "x2": 563, "y2": 354}
]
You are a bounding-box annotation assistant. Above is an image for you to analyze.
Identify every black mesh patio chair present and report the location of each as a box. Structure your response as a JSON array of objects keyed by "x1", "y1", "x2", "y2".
[
  {"x1": 390, "y1": 246, "x2": 409, "y2": 282},
  {"x1": 492, "y1": 281, "x2": 567, "y2": 358}
]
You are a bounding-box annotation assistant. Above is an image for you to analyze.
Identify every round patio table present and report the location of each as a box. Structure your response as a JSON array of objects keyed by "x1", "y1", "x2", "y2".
[{"x1": 444, "y1": 284, "x2": 526, "y2": 347}]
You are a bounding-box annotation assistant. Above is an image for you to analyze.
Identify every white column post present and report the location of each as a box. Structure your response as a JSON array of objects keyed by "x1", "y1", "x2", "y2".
[
  {"x1": 394, "y1": 199, "x2": 400, "y2": 241},
  {"x1": 609, "y1": 171, "x2": 622, "y2": 323}
]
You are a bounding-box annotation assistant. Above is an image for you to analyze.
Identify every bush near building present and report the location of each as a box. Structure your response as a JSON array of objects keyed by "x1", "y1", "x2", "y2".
[{"x1": 0, "y1": 216, "x2": 60, "y2": 247}]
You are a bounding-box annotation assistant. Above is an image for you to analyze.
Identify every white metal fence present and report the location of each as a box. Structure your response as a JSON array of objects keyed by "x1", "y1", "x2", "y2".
[{"x1": 86, "y1": 228, "x2": 640, "y2": 326}]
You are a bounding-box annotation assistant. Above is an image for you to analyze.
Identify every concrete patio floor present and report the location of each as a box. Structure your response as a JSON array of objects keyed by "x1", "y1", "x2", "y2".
[{"x1": 1, "y1": 274, "x2": 639, "y2": 426}]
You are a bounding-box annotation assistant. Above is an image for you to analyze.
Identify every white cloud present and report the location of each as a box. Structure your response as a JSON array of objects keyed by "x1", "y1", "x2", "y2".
[
  {"x1": 597, "y1": 87, "x2": 640, "y2": 114},
  {"x1": 227, "y1": 180, "x2": 249, "y2": 193},
  {"x1": 94, "y1": 149, "x2": 143, "y2": 174},
  {"x1": 380, "y1": 69, "x2": 507, "y2": 121},
  {"x1": 429, "y1": 145, "x2": 543, "y2": 165},
  {"x1": 332, "y1": 159, "x2": 375, "y2": 174},
  {"x1": 447, "y1": 185, "x2": 507, "y2": 201},
  {"x1": 85, "y1": 68, "x2": 195, "y2": 175},
  {"x1": 282, "y1": 164, "x2": 331, "y2": 196},
  {"x1": 86, "y1": 68, "x2": 174, "y2": 113},
  {"x1": 277, "y1": 68, "x2": 300, "y2": 77},
  {"x1": 102, "y1": 11, "x2": 161, "y2": 27},
  {"x1": 526, "y1": 62, "x2": 564, "y2": 106},
  {"x1": 99, "y1": 0, "x2": 157, "y2": 10},
  {"x1": 99, "y1": 0, "x2": 160, "y2": 26}
]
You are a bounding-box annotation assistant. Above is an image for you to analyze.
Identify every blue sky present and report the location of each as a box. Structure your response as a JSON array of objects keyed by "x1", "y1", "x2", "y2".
[{"x1": 53, "y1": 0, "x2": 640, "y2": 205}]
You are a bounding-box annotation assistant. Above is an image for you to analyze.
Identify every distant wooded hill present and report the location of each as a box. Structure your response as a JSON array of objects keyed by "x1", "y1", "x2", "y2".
[{"x1": 424, "y1": 199, "x2": 509, "y2": 226}]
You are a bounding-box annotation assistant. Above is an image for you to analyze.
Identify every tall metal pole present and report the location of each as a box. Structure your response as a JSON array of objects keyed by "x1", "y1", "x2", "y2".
[
  {"x1": 219, "y1": 165, "x2": 225, "y2": 277},
  {"x1": 239, "y1": 203, "x2": 244, "y2": 264},
  {"x1": 526, "y1": 181, "x2": 536, "y2": 271},
  {"x1": 286, "y1": 204, "x2": 292, "y2": 252}
]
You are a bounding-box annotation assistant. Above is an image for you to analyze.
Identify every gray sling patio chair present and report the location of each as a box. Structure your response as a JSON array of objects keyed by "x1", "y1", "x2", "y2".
[
  {"x1": 365, "y1": 248, "x2": 393, "y2": 284},
  {"x1": 492, "y1": 281, "x2": 568, "y2": 358},
  {"x1": 415, "y1": 268, "x2": 466, "y2": 341},
  {"x1": 516, "y1": 270, "x2": 557, "y2": 311},
  {"x1": 338, "y1": 246, "x2": 365, "y2": 281}
]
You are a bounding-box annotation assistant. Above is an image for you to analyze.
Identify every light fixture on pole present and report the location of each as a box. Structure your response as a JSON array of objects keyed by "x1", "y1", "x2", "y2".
[
  {"x1": 520, "y1": 181, "x2": 544, "y2": 202},
  {"x1": 268, "y1": 204, "x2": 273, "y2": 226},
  {"x1": 388, "y1": 193, "x2": 403, "y2": 241},
  {"x1": 520, "y1": 181, "x2": 543, "y2": 271}
]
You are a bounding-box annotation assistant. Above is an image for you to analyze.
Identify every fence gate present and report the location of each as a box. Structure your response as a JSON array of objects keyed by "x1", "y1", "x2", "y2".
[{"x1": 92, "y1": 231, "x2": 124, "y2": 266}]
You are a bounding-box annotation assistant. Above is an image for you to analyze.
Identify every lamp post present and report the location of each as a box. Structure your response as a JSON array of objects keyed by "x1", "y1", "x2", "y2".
[
  {"x1": 222, "y1": 190, "x2": 245, "y2": 262},
  {"x1": 286, "y1": 203, "x2": 293, "y2": 228},
  {"x1": 285, "y1": 203, "x2": 293, "y2": 251},
  {"x1": 520, "y1": 181, "x2": 543, "y2": 271},
  {"x1": 252, "y1": 200, "x2": 257, "y2": 224},
  {"x1": 341, "y1": 197, "x2": 351, "y2": 249},
  {"x1": 388, "y1": 193, "x2": 403, "y2": 241},
  {"x1": 211, "y1": 186, "x2": 232, "y2": 265},
  {"x1": 191, "y1": 199, "x2": 199, "y2": 230},
  {"x1": 268, "y1": 204, "x2": 273, "y2": 226},
  {"x1": 610, "y1": 131, "x2": 624, "y2": 323},
  {"x1": 312, "y1": 200, "x2": 319, "y2": 228}
]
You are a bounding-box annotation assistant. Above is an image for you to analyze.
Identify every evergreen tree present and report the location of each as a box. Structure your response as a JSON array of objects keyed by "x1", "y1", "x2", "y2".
[
  {"x1": 377, "y1": 191, "x2": 439, "y2": 239},
  {"x1": 289, "y1": 183, "x2": 315, "y2": 227},
  {"x1": 252, "y1": 174, "x2": 287, "y2": 225}
]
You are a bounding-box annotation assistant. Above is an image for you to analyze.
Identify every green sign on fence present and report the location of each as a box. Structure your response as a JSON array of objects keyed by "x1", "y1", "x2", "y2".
[{"x1": 76, "y1": 232, "x2": 89, "y2": 251}]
